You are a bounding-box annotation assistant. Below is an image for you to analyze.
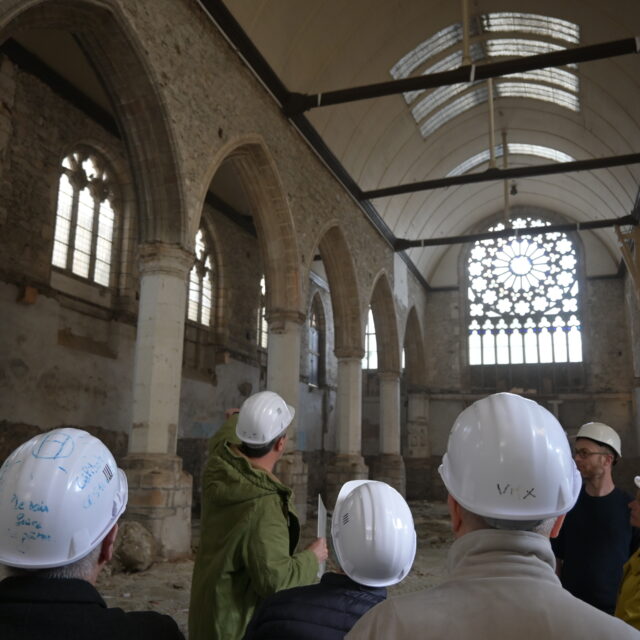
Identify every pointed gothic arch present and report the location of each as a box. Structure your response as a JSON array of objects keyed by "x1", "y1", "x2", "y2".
[{"x1": 0, "y1": 0, "x2": 187, "y2": 245}]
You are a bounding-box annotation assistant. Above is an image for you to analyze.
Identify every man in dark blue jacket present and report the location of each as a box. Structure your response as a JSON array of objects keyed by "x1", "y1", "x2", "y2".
[
  {"x1": 243, "y1": 480, "x2": 416, "y2": 640},
  {"x1": 0, "y1": 428, "x2": 184, "y2": 640}
]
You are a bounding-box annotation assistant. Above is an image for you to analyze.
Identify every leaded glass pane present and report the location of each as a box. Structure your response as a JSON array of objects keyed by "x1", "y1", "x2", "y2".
[
  {"x1": 467, "y1": 216, "x2": 582, "y2": 365},
  {"x1": 188, "y1": 268, "x2": 200, "y2": 322},
  {"x1": 362, "y1": 308, "x2": 378, "y2": 370},
  {"x1": 52, "y1": 149, "x2": 117, "y2": 287}
]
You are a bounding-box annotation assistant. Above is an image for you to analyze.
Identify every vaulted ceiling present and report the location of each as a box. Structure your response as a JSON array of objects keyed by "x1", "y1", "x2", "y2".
[{"x1": 224, "y1": 0, "x2": 640, "y2": 284}]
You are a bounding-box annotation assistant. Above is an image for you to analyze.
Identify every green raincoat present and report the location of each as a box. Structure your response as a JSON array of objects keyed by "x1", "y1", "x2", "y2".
[{"x1": 189, "y1": 417, "x2": 317, "y2": 640}]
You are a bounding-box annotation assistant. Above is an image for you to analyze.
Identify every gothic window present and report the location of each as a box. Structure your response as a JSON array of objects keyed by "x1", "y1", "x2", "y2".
[
  {"x1": 51, "y1": 148, "x2": 116, "y2": 286},
  {"x1": 362, "y1": 308, "x2": 378, "y2": 370},
  {"x1": 308, "y1": 296, "x2": 326, "y2": 386},
  {"x1": 257, "y1": 275, "x2": 268, "y2": 350},
  {"x1": 187, "y1": 229, "x2": 214, "y2": 326},
  {"x1": 467, "y1": 217, "x2": 582, "y2": 365}
]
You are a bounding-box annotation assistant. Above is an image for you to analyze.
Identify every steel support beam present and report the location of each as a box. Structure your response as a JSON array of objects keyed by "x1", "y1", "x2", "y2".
[
  {"x1": 394, "y1": 214, "x2": 638, "y2": 251},
  {"x1": 284, "y1": 36, "x2": 640, "y2": 115},
  {"x1": 362, "y1": 153, "x2": 640, "y2": 200}
]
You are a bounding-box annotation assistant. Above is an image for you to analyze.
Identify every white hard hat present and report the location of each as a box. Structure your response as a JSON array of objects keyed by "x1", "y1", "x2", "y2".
[
  {"x1": 439, "y1": 393, "x2": 581, "y2": 521},
  {"x1": 0, "y1": 428, "x2": 128, "y2": 568},
  {"x1": 331, "y1": 480, "x2": 416, "y2": 587},
  {"x1": 236, "y1": 391, "x2": 295, "y2": 446},
  {"x1": 576, "y1": 422, "x2": 621, "y2": 458}
]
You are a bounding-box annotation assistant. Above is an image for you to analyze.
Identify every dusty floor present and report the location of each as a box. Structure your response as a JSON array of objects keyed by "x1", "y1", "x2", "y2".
[{"x1": 95, "y1": 500, "x2": 453, "y2": 637}]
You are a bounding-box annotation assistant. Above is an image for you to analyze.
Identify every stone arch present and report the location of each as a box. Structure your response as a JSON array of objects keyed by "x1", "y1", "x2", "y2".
[
  {"x1": 403, "y1": 306, "x2": 427, "y2": 388},
  {"x1": 368, "y1": 271, "x2": 400, "y2": 374},
  {"x1": 1, "y1": 0, "x2": 186, "y2": 245},
  {"x1": 199, "y1": 135, "x2": 302, "y2": 320},
  {"x1": 311, "y1": 222, "x2": 362, "y2": 356}
]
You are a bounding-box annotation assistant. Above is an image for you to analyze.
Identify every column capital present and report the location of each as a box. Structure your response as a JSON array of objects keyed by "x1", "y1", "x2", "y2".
[
  {"x1": 378, "y1": 369, "x2": 401, "y2": 380},
  {"x1": 138, "y1": 242, "x2": 194, "y2": 278},
  {"x1": 267, "y1": 308, "x2": 306, "y2": 331},
  {"x1": 334, "y1": 347, "x2": 365, "y2": 360}
]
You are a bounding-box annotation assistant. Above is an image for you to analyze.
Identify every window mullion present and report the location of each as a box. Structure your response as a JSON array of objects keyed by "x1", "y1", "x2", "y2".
[
  {"x1": 66, "y1": 186, "x2": 80, "y2": 271},
  {"x1": 88, "y1": 197, "x2": 100, "y2": 282}
]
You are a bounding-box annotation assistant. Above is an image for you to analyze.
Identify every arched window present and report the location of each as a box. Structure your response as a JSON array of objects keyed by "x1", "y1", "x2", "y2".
[
  {"x1": 362, "y1": 308, "x2": 378, "y2": 370},
  {"x1": 257, "y1": 275, "x2": 268, "y2": 350},
  {"x1": 467, "y1": 216, "x2": 582, "y2": 366},
  {"x1": 187, "y1": 229, "x2": 214, "y2": 326},
  {"x1": 51, "y1": 148, "x2": 116, "y2": 286},
  {"x1": 308, "y1": 296, "x2": 326, "y2": 386}
]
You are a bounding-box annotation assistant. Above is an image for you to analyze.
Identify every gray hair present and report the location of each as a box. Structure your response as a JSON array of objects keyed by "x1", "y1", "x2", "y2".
[
  {"x1": 5, "y1": 544, "x2": 101, "y2": 581},
  {"x1": 462, "y1": 505, "x2": 556, "y2": 536},
  {"x1": 483, "y1": 515, "x2": 556, "y2": 536}
]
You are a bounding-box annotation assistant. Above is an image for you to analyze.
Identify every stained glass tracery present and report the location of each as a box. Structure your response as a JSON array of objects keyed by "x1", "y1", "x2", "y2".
[{"x1": 467, "y1": 217, "x2": 582, "y2": 365}]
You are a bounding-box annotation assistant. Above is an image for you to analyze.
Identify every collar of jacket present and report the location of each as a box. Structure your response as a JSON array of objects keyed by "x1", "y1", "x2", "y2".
[
  {"x1": 448, "y1": 528, "x2": 560, "y2": 584},
  {"x1": 220, "y1": 440, "x2": 293, "y2": 496},
  {"x1": 0, "y1": 576, "x2": 106, "y2": 607}
]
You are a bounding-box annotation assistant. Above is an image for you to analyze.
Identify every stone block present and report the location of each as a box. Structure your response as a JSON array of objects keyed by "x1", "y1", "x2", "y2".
[{"x1": 127, "y1": 488, "x2": 169, "y2": 508}]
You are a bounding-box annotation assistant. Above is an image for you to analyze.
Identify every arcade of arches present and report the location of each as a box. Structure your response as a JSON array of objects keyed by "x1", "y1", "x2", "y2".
[{"x1": 0, "y1": 0, "x2": 639, "y2": 559}]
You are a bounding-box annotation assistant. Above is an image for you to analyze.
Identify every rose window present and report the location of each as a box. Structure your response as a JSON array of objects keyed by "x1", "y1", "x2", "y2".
[{"x1": 467, "y1": 217, "x2": 582, "y2": 365}]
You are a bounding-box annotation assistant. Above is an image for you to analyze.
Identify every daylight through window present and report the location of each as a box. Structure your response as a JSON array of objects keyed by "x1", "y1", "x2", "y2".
[
  {"x1": 362, "y1": 308, "x2": 378, "y2": 370},
  {"x1": 257, "y1": 275, "x2": 268, "y2": 350},
  {"x1": 51, "y1": 149, "x2": 116, "y2": 286},
  {"x1": 187, "y1": 229, "x2": 214, "y2": 326},
  {"x1": 467, "y1": 217, "x2": 582, "y2": 365}
]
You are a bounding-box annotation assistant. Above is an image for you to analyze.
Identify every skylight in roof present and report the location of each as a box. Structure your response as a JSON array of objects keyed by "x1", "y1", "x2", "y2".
[
  {"x1": 420, "y1": 87, "x2": 488, "y2": 137},
  {"x1": 504, "y1": 68, "x2": 578, "y2": 93},
  {"x1": 481, "y1": 12, "x2": 579, "y2": 44},
  {"x1": 410, "y1": 67, "x2": 577, "y2": 124},
  {"x1": 447, "y1": 144, "x2": 575, "y2": 177},
  {"x1": 391, "y1": 12, "x2": 581, "y2": 138},
  {"x1": 411, "y1": 83, "x2": 471, "y2": 121},
  {"x1": 391, "y1": 23, "x2": 465, "y2": 79},
  {"x1": 403, "y1": 44, "x2": 485, "y2": 104},
  {"x1": 496, "y1": 82, "x2": 579, "y2": 111},
  {"x1": 485, "y1": 38, "x2": 566, "y2": 58}
]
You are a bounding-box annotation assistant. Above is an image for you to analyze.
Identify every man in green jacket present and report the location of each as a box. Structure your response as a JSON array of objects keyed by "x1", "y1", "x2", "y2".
[{"x1": 189, "y1": 391, "x2": 328, "y2": 640}]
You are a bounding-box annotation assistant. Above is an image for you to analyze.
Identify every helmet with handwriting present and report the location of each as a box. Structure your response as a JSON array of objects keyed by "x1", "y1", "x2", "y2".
[{"x1": 0, "y1": 428, "x2": 128, "y2": 568}]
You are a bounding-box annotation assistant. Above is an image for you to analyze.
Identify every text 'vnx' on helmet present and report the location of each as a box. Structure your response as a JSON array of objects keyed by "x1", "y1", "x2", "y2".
[{"x1": 439, "y1": 392, "x2": 581, "y2": 521}]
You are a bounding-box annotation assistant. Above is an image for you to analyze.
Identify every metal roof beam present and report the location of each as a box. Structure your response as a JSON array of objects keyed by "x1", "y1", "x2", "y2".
[
  {"x1": 362, "y1": 153, "x2": 640, "y2": 200},
  {"x1": 284, "y1": 36, "x2": 640, "y2": 115}
]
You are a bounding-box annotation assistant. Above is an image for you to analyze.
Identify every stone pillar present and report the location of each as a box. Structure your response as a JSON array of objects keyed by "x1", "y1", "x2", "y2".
[
  {"x1": 370, "y1": 371, "x2": 405, "y2": 495},
  {"x1": 404, "y1": 390, "x2": 434, "y2": 500},
  {"x1": 121, "y1": 243, "x2": 193, "y2": 560},
  {"x1": 325, "y1": 352, "x2": 368, "y2": 506},
  {"x1": 267, "y1": 312, "x2": 308, "y2": 522}
]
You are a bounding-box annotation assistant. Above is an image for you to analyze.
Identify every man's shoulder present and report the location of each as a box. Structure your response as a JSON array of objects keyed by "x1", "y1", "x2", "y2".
[
  {"x1": 110, "y1": 608, "x2": 184, "y2": 638},
  {"x1": 0, "y1": 578, "x2": 184, "y2": 640}
]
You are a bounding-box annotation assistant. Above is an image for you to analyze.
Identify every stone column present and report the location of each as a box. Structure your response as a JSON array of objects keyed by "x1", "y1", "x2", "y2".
[
  {"x1": 120, "y1": 243, "x2": 193, "y2": 560},
  {"x1": 267, "y1": 312, "x2": 308, "y2": 522},
  {"x1": 369, "y1": 371, "x2": 405, "y2": 494},
  {"x1": 325, "y1": 351, "x2": 368, "y2": 506},
  {"x1": 404, "y1": 390, "x2": 436, "y2": 500}
]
